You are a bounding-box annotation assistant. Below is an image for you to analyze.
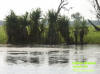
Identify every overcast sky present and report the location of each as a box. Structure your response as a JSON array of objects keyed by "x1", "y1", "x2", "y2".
[{"x1": 0, "y1": 0, "x2": 97, "y2": 20}]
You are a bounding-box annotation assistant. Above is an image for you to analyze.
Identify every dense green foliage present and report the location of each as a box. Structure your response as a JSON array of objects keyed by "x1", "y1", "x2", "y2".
[
  {"x1": 0, "y1": 9, "x2": 99, "y2": 45},
  {"x1": 46, "y1": 10, "x2": 60, "y2": 44},
  {"x1": 29, "y1": 8, "x2": 42, "y2": 44},
  {"x1": 5, "y1": 11, "x2": 29, "y2": 44},
  {"x1": 58, "y1": 16, "x2": 72, "y2": 44},
  {"x1": 1, "y1": 25, "x2": 100, "y2": 44}
]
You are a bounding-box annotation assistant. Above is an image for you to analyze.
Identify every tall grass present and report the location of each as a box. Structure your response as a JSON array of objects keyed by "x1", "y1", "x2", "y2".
[
  {"x1": 85, "y1": 26, "x2": 100, "y2": 44},
  {"x1": 0, "y1": 25, "x2": 7, "y2": 44}
]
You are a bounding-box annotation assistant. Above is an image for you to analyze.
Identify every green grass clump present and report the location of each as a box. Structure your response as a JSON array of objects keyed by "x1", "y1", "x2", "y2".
[{"x1": 0, "y1": 25, "x2": 7, "y2": 44}]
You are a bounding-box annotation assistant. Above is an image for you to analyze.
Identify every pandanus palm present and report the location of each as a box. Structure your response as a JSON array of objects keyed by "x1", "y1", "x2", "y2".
[
  {"x1": 57, "y1": 16, "x2": 71, "y2": 44},
  {"x1": 5, "y1": 10, "x2": 29, "y2": 44},
  {"x1": 17, "y1": 12, "x2": 29, "y2": 43},
  {"x1": 80, "y1": 19, "x2": 88, "y2": 44},
  {"x1": 29, "y1": 8, "x2": 41, "y2": 43},
  {"x1": 5, "y1": 10, "x2": 19, "y2": 43},
  {"x1": 46, "y1": 10, "x2": 60, "y2": 44}
]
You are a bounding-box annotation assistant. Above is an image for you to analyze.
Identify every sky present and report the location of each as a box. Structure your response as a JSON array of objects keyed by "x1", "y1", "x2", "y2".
[{"x1": 0, "y1": 0, "x2": 97, "y2": 20}]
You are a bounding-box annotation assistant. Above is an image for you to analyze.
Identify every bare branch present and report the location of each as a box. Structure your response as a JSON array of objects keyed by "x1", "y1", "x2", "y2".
[
  {"x1": 60, "y1": 3, "x2": 69, "y2": 8},
  {"x1": 95, "y1": 0, "x2": 100, "y2": 10},
  {"x1": 56, "y1": 0, "x2": 69, "y2": 16},
  {"x1": 88, "y1": 19, "x2": 100, "y2": 31},
  {"x1": 62, "y1": 7, "x2": 72, "y2": 11}
]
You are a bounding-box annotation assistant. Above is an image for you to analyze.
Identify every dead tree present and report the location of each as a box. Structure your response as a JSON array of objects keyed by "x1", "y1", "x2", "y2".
[
  {"x1": 56, "y1": 0, "x2": 71, "y2": 17},
  {"x1": 93, "y1": 0, "x2": 100, "y2": 19},
  {"x1": 88, "y1": 19, "x2": 100, "y2": 31},
  {"x1": 88, "y1": 0, "x2": 100, "y2": 31}
]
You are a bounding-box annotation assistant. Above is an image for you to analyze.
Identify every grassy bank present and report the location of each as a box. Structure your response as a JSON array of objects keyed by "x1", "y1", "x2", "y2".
[
  {"x1": 0, "y1": 25, "x2": 100, "y2": 44},
  {"x1": 84, "y1": 26, "x2": 100, "y2": 44}
]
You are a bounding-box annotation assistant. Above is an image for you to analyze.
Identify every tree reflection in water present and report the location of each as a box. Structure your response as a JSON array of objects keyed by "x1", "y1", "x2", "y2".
[{"x1": 6, "y1": 50, "x2": 70, "y2": 65}]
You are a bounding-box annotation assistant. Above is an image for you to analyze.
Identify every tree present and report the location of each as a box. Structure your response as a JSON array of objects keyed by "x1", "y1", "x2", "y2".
[
  {"x1": 5, "y1": 10, "x2": 29, "y2": 44},
  {"x1": 56, "y1": 0, "x2": 70, "y2": 17},
  {"x1": 57, "y1": 15, "x2": 71, "y2": 44},
  {"x1": 46, "y1": 10, "x2": 60, "y2": 44},
  {"x1": 71, "y1": 13, "x2": 88, "y2": 44},
  {"x1": 39, "y1": 18, "x2": 47, "y2": 44},
  {"x1": 29, "y1": 8, "x2": 42, "y2": 44},
  {"x1": 46, "y1": 0, "x2": 70, "y2": 45},
  {"x1": 89, "y1": 0, "x2": 100, "y2": 31},
  {"x1": 71, "y1": 13, "x2": 82, "y2": 44},
  {"x1": 5, "y1": 0, "x2": 70, "y2": 45},
  {"x1": 17, "y1": 12, "x2": 29, "y2": 43},
  {"x1": 80, "y1": 19, "x2": 88, "y2": 44},
  {"x1": 5, "y1": 10, "x2": 19, "y2": 44},
  {"x1": 93, "y1": 0, "x2": 100, "y2": 19}
]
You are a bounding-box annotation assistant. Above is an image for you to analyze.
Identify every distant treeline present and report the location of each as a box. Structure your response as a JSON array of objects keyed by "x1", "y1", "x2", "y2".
[
  {"x1": 0, "y1": 20, "x2": 4, "y2": 26},
  {"x1": 5, "y1": 9, "x2": 88, "y2": 45}
]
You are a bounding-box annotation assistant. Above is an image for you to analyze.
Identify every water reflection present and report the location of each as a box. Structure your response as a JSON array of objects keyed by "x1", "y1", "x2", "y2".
[
  {"x1": 7, "y1": 56, "x2": 27, "y2": 64},
  {"x1": 73, "y1": 45, "x2": 87, "y2": 62},
  {"x1": 6, "y1": 50, "x2": 70, "y2": 65},
  {"x1": 48, "y1": 50, "x2": 69, "y2": 65},
  {"x1": 1, "y1": 45, "x2": 100, "y2": 74}
]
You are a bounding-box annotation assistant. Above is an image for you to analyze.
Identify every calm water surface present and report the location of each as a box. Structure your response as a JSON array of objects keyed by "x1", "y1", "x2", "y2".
[{"x1": 0, "y1": 45, "x2": 100, "y2": 74}]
